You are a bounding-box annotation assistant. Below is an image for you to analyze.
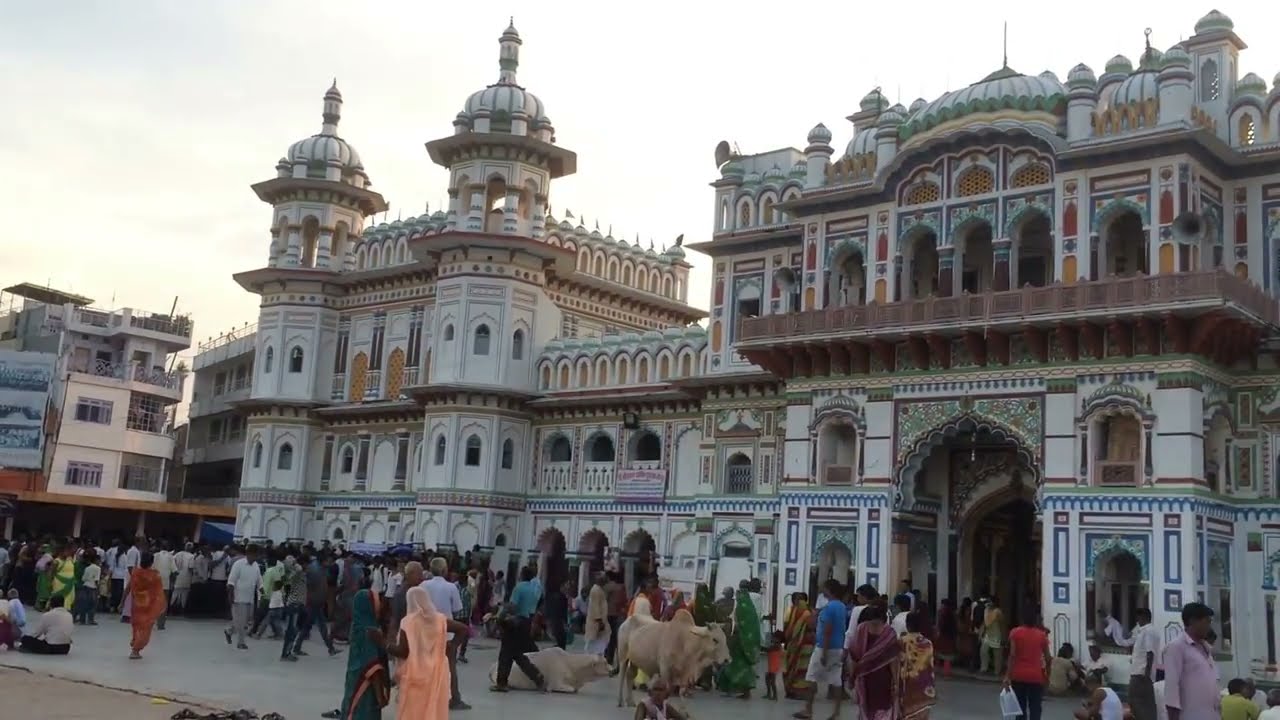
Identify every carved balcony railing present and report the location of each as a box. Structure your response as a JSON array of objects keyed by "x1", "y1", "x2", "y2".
[
  {"x1": 824, "y1": 465, "x2": 854, "y2": 486},
  {"x1": 1097, "y1": 462, "x2": 1139, "y2": 487},
  {"x1": 724, "y1": 465, "x2": 754, "y2": 495},
  {"x1": 363, "y1": 370, "x2": 382, "y2": 400},
  {"x1": 541, "y1": 462, "x2": 573, "y2": 494},
  {"x1": 331, "y1": 375, "x2": 346, "y2": 401},
  {"x1": 580, "y1": 463, "x2": 615, "y2": 495},
  {"x1": 739, "y1": 270, "x2": 1278, "y2": 343}
]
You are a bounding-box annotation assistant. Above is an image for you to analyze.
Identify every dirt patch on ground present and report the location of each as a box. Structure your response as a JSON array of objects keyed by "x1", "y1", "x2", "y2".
[{"x1": 0, "y1": 666, "x2": 223, "y2": 720}]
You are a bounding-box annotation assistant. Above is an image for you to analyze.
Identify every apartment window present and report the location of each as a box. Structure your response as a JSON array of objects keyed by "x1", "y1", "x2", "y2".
[
  {"x1": 465, "y1": 435, "x2": 482, "y2": 467},
  {"x1": 214, "y1": 372, "x2": 227, "y2": 395},
  {"x1": 232, "y1": 365, "x2": 248, "y2": 390},
  {"x1": 119, "y1": 453, "x2": 164, "y2": 493},
  {"x1": 65, "y1": 461, "x2": 104, "y2": 487},
  {"x1": 227, "y1": 415, "x2": 244, "y2": 442},
  {"x1": 370, "y1": 312, "x2": 386, "y2": 370},
  {"x1": 208, "y1": 418, "x2": 224, "y2": 444},
  {"x1": 74, "y1": 397, "x2": 113, "y2": 425},
  {"x1": 126, "y1": 394, "x2": 166, "y2": 434},
  {"x1": 288, "y1": 346, "x2": 304, "y2": 373}
]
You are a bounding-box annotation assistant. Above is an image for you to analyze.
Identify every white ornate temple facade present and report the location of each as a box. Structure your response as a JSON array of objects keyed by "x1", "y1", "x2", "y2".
[{"x1": 222, "y1": 12, "x2": 1280, "y2": 682}]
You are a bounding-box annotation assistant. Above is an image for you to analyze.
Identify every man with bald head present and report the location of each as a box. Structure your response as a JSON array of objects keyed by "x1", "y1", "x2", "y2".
[{"x1": 424, "y1": 556, "x2": 470, "y2": 710}]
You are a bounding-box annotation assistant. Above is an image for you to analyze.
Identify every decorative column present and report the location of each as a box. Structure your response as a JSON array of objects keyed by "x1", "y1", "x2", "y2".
[
  {"x1": 502, "y1": 190, "x2": 520, "y2": 234},
  {"x1": 446, "y1": 190, "x2": 460, "y2": 230},
  {"x1": 1078, "y1": 423, "x2": 1089, "y2": 485},
  {"x1": 1224, "y1": 438, "x2": 1234, "y2": 491},
  {"x1": 465, "y1": 187, "x2": 485, "y2": 231},
  {"x1": 1143, "y1": 422, "x2": 1154, "y2": 485},
  {"x1": 531, "y1": 195, "x2": 547, "y2": 239},
  {"x1": 343, "y1": 236, "x2": 357, "y2": 272},
  {"x1": 893, "y1": 254, "x2": 906, "y2": 301},
  {"x1": 284, "y1": 227, "x2": 302, "y2": 266},
  {"x1": 993, "y1": 238, "x2": 1012, "y2": 291},
  {"x1": 1267, "y1": 595, "x2": 1277, "y2": 669},
  {"x1": 316, "y1": 229, "x2": 334, "y2": 269},
  {"x1": 937, "y1": 247, "x2": 955, "y2": 297}
]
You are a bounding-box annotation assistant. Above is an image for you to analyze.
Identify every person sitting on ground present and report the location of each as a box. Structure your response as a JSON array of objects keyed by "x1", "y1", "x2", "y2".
[
  {"x1": 1049, "y1": 642, "x2": 1087, "y2": 695},
  {"x1": 1083, "y1": 644, "x2": 1108, "y2": 684},
  {"x1": 1259, "y1": 689, "x2": 1280, "y2": 720},
  {"x1": 1073, "y1": 672, "x2": 1123, "y2": 720},
  {"x1": 1222, "y1": 678, "x2": 1263, "y2": 720},
  {"x1": 634, "y1": 678, "x2": 689, "y2": 720},
  {"x1": 7, "y1": 589, "x2": 26, "y2": 633},
  {"x1": 18, "y1": 604, "x2": 74, "y2": 655}
]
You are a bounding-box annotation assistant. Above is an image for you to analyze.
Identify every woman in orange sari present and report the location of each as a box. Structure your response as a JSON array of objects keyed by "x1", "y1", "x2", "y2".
[
  {"x1": 386, "y1": 586, "x2": 469, "y2": 720},
  {"x1": 123, "y1": 552, "x2": 164, "y2": 659}
]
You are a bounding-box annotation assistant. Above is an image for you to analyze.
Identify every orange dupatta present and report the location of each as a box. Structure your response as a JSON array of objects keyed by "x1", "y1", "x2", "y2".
[{"x1": 129, "y1": 567, "x2": 165, "y2": 626}]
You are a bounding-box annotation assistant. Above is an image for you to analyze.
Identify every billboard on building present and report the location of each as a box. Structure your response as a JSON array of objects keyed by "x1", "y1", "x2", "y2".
[
  {"x1": 0, "y1": 349, "x2": 55, "y2": 469},
  {"x1": 616, "y1": 468, "x2": 667, "y2": 504}
]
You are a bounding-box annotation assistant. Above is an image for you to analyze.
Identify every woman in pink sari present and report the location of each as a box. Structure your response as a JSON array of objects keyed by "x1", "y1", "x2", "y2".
[
  {"x1": 385, "y1": 586, "x2": 469, "y2": 720},
  {"x1": 846, "y1": 605, "x2": 901, "y2": 720}
]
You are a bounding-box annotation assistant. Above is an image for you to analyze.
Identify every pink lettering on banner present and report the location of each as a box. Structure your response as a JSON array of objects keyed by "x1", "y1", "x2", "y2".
[{"x1": 615, "y1": 469, "x2": 667, "y2": 504}]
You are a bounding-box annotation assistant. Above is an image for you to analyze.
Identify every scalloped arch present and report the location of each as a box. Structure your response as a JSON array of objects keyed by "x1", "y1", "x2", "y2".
[{"x1": 1095, "y1": 197, "x2": 1150, "y2": 229}]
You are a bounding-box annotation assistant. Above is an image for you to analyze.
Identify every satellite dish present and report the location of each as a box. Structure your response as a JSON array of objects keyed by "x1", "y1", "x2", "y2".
[{"x1": 714, "y1": 140, "x2": 732, "y2": 170}]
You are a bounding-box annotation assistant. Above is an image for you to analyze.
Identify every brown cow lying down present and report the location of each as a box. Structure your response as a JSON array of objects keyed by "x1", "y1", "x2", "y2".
[
  {"x1": 487, "y1": 647, "x2": 612, "y2": 693},
  {"x1": 616, "y1": 600, "x2": 730, "y2": 707}
]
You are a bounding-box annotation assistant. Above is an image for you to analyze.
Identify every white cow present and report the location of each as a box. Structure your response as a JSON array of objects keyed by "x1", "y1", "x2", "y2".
[
  {"x1": 615, "y1": 598, "x2": 730, "y2": 707},
  {"x1": 487, "y1": 647, "x2": 612, "y2": 693}
]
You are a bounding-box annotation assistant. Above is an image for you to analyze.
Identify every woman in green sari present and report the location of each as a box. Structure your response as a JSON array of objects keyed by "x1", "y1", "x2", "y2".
[
  {"x1": 322, "y1": 589, "x2": 391, "y2": 720},
  {"x1": 715, "y1": 588, "x2": 762, "y2": 699}
]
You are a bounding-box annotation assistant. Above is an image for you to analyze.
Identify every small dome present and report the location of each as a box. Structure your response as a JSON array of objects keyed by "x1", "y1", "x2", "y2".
[
  {"x1": 807, "y1": 123, "x2": 833, "y2": 144},
  {"x1": 845, "y1": 127, "x2": 877, "y2": 156},
  {"x1": 1104, "y1": 55, "x2": 1133, "y2": 75},
  {"x1": 662, "y1": 327, "x2": 684, "y2": 339},
  {"x1": 1237, "y1": 72, "x2": 1268, "y2": 96},
  {"x1": 558, "y1": 218, "x2": 573, "y2": 231},
  {"x1": 763, "y1": 165, "x2": 787, "y2": 183},
  {"x1": 790, "y1": 160, "x2": 807, "y2": 178},
  {"x1": 456, "y1": 22, "x2": 553, "y2": 138},
  {"x1": 859, "y1": 89, "x2": 890, "y2": 113},
  {"x1": 877, "y1": 106, "x2": 905, "y2": 126},
  {"x1": 663, "y1": 244, "x2": 686, "y2": 260},
  {"x1": 900, "y1": 67, "x2": 1066, "y2": 141},
  {"x1": 1067, "y1": 64, "x2": 1097, "y2": 88},
  {"x1": 545, "y1": 338, "x2": 564, "y2": 352},
  {"x1": 601, "y1": 335, "x2": 621, "y2": 347},
  {"x1": 642, "y1": 330, "x2": 664, "y2": 342},
  {"x1": 589, "y1": 226, "x2": 603, "y2": 240},
  {"x1": 284, "y1": 82, "x2": 367, "y2": 186},
  {"x1": 909, "y1": 97, "x2": 928, "y2": 113},
  {"x1": 744, "y1": 171, "x2": 762, "y2": 184},
  {"x1": 431, "y1": 210, "x2": 447, "y2": 221},
  {"x1": 621, "y1": 332, "x2": 641, "y2": 343},
  {"x1": 1112, "y1": 70, "x2": 1160, "y2": 107},
  {"x1": 721, "y1": 160, "x2": 745, "y2": 179},
  {"x1": 1161, "y1": 45, "x2": 1191, "y2": 68},
  {"x1": 1038, "y1": 70, "x2": 1061, "y2": 84},
  {"x1": 684, "y1": 324, "x2": 707, "y2": 336},
  {"x1": 1194, "y1": 9, "x2": 1234, "y2": 35},
  {"x1": 581, "y1": 336, "x2": 601, "y2": 348},
  {"x1": 1137, "y1": 48, "x2": 1164, "y2": 72}
]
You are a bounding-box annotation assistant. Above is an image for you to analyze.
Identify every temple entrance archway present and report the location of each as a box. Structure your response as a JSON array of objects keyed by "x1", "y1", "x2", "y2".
[
  {"x1": 622, "y1": 528, "x2": 657, "y2": 597},
  {"x1": 958, "y1": 487, "x2": 1040, "y2": 627},
  {"x1": 578, "y1": 528, "x2": 610, "y2": 591},
  {"x1": 536, "y1": 527, "x2": 569, "y2": 597}
]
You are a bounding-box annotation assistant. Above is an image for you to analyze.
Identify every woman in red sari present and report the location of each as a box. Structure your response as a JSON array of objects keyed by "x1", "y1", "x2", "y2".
[
  {"x1": 123, "y1": 552, "x2": 165, "y2": 659},
  {"x1": 846, "y1": 604, "x2": 900, "y2": 720},
  {"x1": 782, "y1": 591, "x2": 816, "y2": 699}
]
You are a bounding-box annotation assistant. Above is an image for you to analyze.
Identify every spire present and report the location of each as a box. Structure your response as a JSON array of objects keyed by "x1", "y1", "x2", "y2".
[
  {"x1": 322, "y1": 80, "x2": 342, "y2": 136},
  {"x1": 1002, "y1": 21, "x2": 1008, "y2": 69},
  {"x1": 498, "y1": 19, "x2": 522, "y2": 85}
]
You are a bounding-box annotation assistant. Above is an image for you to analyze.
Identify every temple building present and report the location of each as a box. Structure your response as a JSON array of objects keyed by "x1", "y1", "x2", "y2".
[{"x1": 211, "y1": 11, "x2": 1280, "y2": 683}]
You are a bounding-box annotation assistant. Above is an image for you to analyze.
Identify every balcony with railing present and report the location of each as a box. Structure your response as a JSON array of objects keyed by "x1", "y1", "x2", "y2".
[
  {"x1": 71, "y1": 358, "x2": 185, "y2": 401},
  {"x1": 195, "y1": 324, "x2": 256, "y2": 370},
  {"x1": 67, "y1": 306, "x2": 193, "y2": 347},
  {"x1": 580, "y1": 463, "x2": 615, "y2": 495},
  {"x1": 541, "y1": 462, "x2": 573, "y2": 494},
  {"x1": 738, "y1": 270, "x2": 1279, "y2": 345},
  {"x1": 364, "y1": 370, "x2": 382, "y2": 400},
  {"x1": 332, "y1": 374, "x2": 346, "y2": 401}
]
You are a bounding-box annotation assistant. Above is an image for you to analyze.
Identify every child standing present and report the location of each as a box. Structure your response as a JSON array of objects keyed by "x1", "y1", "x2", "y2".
[
  {"x1": 764, "y1": 630, "x2": 784, "y2": 700},
  {"x1": 263, "y1": 578, "x2": 285, "y2": 639},
  {"x1": 76, "y1": 551, "x2": 101, "y2": 625}
]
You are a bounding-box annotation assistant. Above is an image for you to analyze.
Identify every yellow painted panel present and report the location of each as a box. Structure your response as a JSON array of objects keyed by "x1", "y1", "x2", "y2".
[
  {"x1": 874, "y1": 279, "x2": 887, "y2": 304},
  {"x1": 711, "y1": 322, "x2": 722, "y2": 352},
  {"x1": 1062, "y1": 255, "x2": 1078, "y2": 285},
  {"x1": 1158, "y1": 243, "x2": 1175, "y2": 274}
]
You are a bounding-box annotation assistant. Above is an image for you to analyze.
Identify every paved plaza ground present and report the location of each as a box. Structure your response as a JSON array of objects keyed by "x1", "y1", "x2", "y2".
[{"x1": 3, "y1": 613, "x2": 1080, "y2": 719}]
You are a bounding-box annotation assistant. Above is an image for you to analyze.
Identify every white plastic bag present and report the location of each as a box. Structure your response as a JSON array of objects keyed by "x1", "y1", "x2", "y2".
[{"x1": 999, "y1": 687, "x2": 1023, "y2": 718}]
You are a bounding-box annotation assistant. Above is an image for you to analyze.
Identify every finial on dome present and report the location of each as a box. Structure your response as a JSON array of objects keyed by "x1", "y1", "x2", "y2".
[
  {"x1": 498, "y1": 19, "x2": 522, "y2": 85},
  {"x1": 322, "y1": 81, "x2": 343, "y2": 135}
]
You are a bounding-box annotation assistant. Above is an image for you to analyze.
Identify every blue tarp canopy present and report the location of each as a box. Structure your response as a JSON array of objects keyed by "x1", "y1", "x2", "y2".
[{"x1": 200, "y1": 521, "x2": 236, "y2": 545}]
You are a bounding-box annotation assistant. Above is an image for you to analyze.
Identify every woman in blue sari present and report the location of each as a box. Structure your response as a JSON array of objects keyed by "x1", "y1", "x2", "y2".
[{"x1": 322, "y1": 589, "x2": 390, "y2": 720}]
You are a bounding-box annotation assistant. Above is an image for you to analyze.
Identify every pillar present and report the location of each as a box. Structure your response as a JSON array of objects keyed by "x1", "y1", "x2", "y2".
[
  {"x1": 446, "y1": 190, "x2": 460, "y2": 230},
  {"x1": 72, "y1": 506, "x2": 84, "y2": 537},
  {"x1": 993, "y1": 238, "x2": 1012, "y2": 291},
  {"x1": 937, "y1": 247, "x2": 955, "y2": 297},
  {"x1": 466, "y1": 188, "x2": 485, "y2": 231},
  {"x1": 502, "y1": 190, "x2": 519, "y2": 234},
  {"x1": 1078, "y1": 423, "x2": 1089, "y2": 483},
  {"x1": 316, "y1": 229, "x2": 333, "y2": 268},
  {"x1": 284, "y1": 227, "x2": 301, "y2": 266},
  {"x1": 3, "y1": 516, "x2": 14, "y2": 539},
  {"x1": 193, "y1": 516, "x2": 204, "y2": 544},
  {"x1": 136, "y1": 510, "x2": 147, "y2": 538},
  {"x1": 889, "y1": 518, "x2": 910, "y2": 591},
  {"x1": 531, "y1": 196, "x2": 547, "y2": 239}
]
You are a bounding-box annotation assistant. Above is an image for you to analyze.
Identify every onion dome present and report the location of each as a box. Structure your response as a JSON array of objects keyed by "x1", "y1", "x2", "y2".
[
  {"x1": 721, "y1": 159, "x2": 745, "y2": 180},
  {"x1": 1194, "y1": 9, "x2": 1234, "y2": 35},
  {"x1": 283, "y1": 81, "x2": 369, "y2": 187},
  {"x1": 877, "y1": 105, "x2": 906, "y2": 127},
  {"x1": 1237, "y1": 72, "x2": 1268, "y2": 96},
  {"x1": 603, "y1": 230, "x2": 617, "y2": 245},
  {"x1": 1162, "y1": 45, "x2": 1191, "y2": 68},
  {"x1": 1112, "y1": 70, "x2": 1159, "y2": 107},
  {"x1": 845, "y1": 127, "x2": 877, "y2": 156},
  {"x1": 684, "y1": 324, "x2": 707, "y2": 337},
  {"x1": 663, "y1": 243, "x2": 686, "y2": 261},
  {"x1": 763, "y1": 165, "x2": 787, "y2": 183},
  {"x1": 899, "y1": 66, "x2": 1066, "y2": 142},
  {"x1": 642, "y1": 330, "x2": 664, "y2": 342},
  {"x1": 456, "y1": 21, "x2": 553, "y2": 138},
  {"x1": 744, "y1": 171, "x2": 762, "y2": 184},
  {"x1": 589, "y1": 224, "x2": 603, "y2": 241},
  {"x1": 558, "y1": 218, "x2": 573, "y2": 231},
  {"x1": 908, "y1": 97, "x2": 928, "y2": 114},
  {"x1": 1067, "y1": 64, "x2": 1097, "y2": 89},
  {"x1": 790, "y1": 160, "x2": 807, "y2": 178},
  {"x1": 1104, "y1": 55, "x2": 1134, "y2": 76},
  {"x1": 1039, "y1": 70, "x2": 1061, "y2": 84},
  {"x1": 807, "y1": 123, "x2": 833, "y2": 144},
  {"x1": 1137, "y1": 48, "x2": 1164, "y2": 71},
  {"x1": 859, "y1": 89, "x2": 890, "y2": 113}
]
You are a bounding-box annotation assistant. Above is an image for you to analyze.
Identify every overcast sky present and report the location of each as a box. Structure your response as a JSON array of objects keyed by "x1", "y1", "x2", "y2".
[{"x1": 2, "y1": 2, "x2": 1276, "y2": 361}]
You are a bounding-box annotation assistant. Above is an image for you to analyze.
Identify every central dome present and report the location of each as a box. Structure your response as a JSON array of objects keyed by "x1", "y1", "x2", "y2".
[
  {"x1": 454, "y1": 21, "x2": 554, "y2": 140},
  {"x1": 900, "y1": 66, "x2": 1066, "y2": 142}
]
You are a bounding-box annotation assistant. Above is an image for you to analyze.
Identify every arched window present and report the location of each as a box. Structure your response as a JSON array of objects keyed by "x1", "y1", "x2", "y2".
[
  {"x1": 738, "y1": 201, "x2": 751, "y2": 227},
  {"x1": 443, "y1": 324, "x2": 455, "y2": 342},
  {"x1": 473, "y1": 324, "x2": 491, "y2": 355},
  {"x1": 1200, "y1": 58, "x2": 1220, "y2": 101},
  {"x1": 288, "y1": 346, "x2": 304, "y2": 373},
  {"x1": 587, "y1": 434, "x2": 616, "y2": 462},
  {"x1": 252, "y1": 441, "x2": 263, "y2": 468},
  {"x1": 1239, "y1": 114, "x2": 1256, "y2": 146},
  {"x1": 340, "y1": 446, "x2": 354, "y2": 474},
  {"x1": 630, "y1": 430, "x2": 662, "y2": 462},
  {"x1": 954, "y1": 166, "x2": 995, "y2": 197},
  {"x1": 720, "y1": 200, "x2": 730, "y2": 230},
  {"x1": 277, "y1": 442, "x2": 293, "y2": 470},
  {"x1": 724, "y1": 453, "x2": 753, "y2": 494},
  {"x1": 761, "y1": 198, "x2": 775, "y2": 224},
  {"x1": 540, "y1": 365, "x2": 552, "y2": 390},
  {"x1": 501, "y1": 438, "x2": 515, "y2": 469},
  {"x1": 434, "y1": 436, "x2": 447, "y2": 466},
  {"x1": 263, "y1": 347, "x2": 274, "y2": 374},
  {"x1": 511, "y1": 329, "x2": 524, "y2": 360},
  {"x1": 904, "y1": 181, "x2": 941, "y2": 205},
  {"x1": 548, "y1": 435, "x2": 572, "y2": 462},
  {"x1": 464, "y1": 435, "x2": 482, "y2": 466}
]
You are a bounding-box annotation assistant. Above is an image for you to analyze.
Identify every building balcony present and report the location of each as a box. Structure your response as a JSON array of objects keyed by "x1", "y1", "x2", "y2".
[
  {"x1": 70, "y1": 358, "x2": 185, "y2": 402},
  {"x1": 194, "y1": 324, "x2": 257, "y2": 370},
  {"x1": 740, "y1": 270, "x2": 1276, "y2": 344},
  {"x1": 67, "y1": 306, "x2": 193, "y2": 349}
]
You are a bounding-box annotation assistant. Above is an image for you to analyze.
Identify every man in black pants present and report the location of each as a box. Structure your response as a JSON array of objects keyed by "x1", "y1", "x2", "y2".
[{"x1": 491, "y1": 567, "x2": 547, "y2": 692}]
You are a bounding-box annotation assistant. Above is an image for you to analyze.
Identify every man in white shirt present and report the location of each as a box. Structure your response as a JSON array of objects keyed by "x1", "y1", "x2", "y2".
[
  {"x1": 1259, "y1": 688, "x2": 1280, "y2": 720},
  {"x1": 1127, "y1": 608, "x2": 1160, "y2": 720},
  {"x1": 105, "y1": 540, "x2": 127, "y2": 613},
  {"x1": 224, "y1": 544, "x2": 262, "y2": 650},
  {"x1": 152, "y1": 541, "x2": 174, "y2": 630},
  {"x1": 370, "y1": 558, "x2": 387, "y2": 598},
  {"x1": 18, "y1": 606, "x2": 74, "y2": 655},
  {"x1": 171, "y1": 543, "x2": 195, "y2": 613},
  {"x1": 210, "y1": 545, "x2": 232, "y2": 617},
  {"x1": 424, "y1": 557, "x2": 469, "y2": 711},
  {"x1": 845, "y1": 583, "x2": 878, "y2": 646},
  {"x1": 118, "y1": 539, "x2": 142, "y2": 622}
]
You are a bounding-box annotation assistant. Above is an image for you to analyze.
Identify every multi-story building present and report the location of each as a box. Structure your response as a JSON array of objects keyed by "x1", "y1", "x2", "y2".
[
  {"x1": 181, "y1": 323, "x2": 256, "y2": 506},
  {"x1": 0, "y1": 282, "x2": 234, "y2": 539},
  {"x1": 224, "y1": 11, "x2": 1280, "y2": 682}
]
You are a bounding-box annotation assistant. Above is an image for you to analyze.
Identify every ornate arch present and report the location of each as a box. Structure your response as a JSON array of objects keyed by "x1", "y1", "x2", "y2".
[
  {"x1": 1004, "y1": 199, "x2": 1054, "y2": 238},
  {"x1": 812, "y1": 526, "x2": 856, "y2": 559},
  {"x1": 622, "y1": 527, "x2": 656, "y2": 554},
  {"x1": 811, "y1": 394, "x2": 868, "y2": 432},
  {"x1": 579, "y1": 527, "x2": 610, "y2": 554},
  {"x1": 1080, "y1": 382, "x2": 1155, "y2": 423},
  {"x1": 536, "y1": 525, "x2": 567, "y2": 553},
  {"x1": 1202, "y1": 401, "x2": 1235, "y2": 434},
  {"x1": 1086, "y1": 535, "x2": 1148, "y2": 581},
  {"x1": 1094, "y1": 197, "x2": 1150, "y2": 230},
  {"x1": 826, "y1": 236, "x2": 867, "y2": 266},
  {"x1": 948, "y1": 205, "x2": 996, "y2": 247},
  {"x1": 713, "y1": 522, "x2": 754, "y2": 557},
  {"x1": 897, "y1": 212, "x2": 942, "y2": 251},
  {"x1": 896, "y1": 404, "x2": 1042, "y2": 494}
]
